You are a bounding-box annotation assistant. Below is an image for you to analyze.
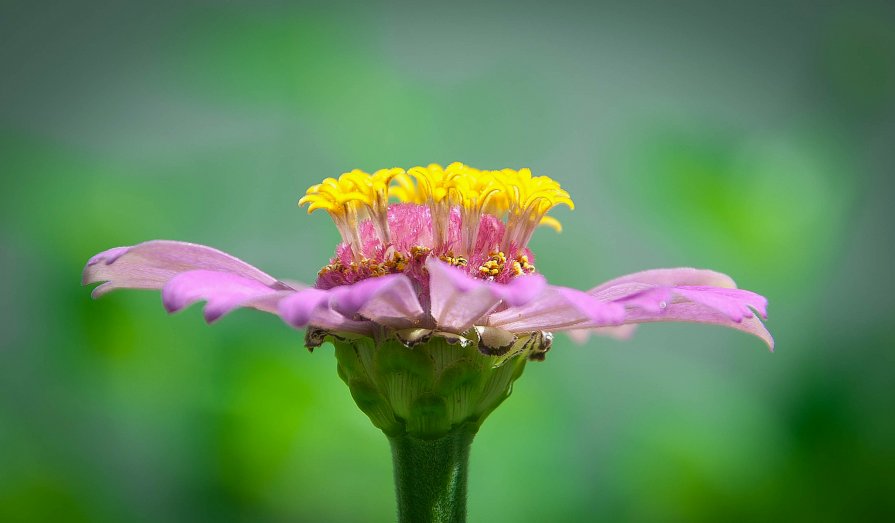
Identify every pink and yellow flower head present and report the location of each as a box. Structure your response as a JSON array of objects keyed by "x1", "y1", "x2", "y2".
[
  {"x1": 83, "y1": 163, "x2": 773, "y2": 355},
  {"x1": 299, "y1": 163, "x2": 572, "y2": 289}
]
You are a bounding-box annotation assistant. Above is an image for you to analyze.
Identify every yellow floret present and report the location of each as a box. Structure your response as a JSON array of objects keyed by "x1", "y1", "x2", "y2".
[{"x1": 300, "y1": 163, "x2": 574, "y2": 260}]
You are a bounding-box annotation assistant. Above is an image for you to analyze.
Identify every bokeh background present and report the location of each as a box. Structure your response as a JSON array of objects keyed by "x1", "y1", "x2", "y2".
[{"x1": 2, "y1": 1, "x2": 894, "y2": 521}]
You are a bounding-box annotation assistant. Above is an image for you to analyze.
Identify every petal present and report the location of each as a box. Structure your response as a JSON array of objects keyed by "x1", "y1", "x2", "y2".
[
  {"x1": 162, "y1": 270, "x2": 293, "y2": 322},
  {"x1": 277, "y1": 288, "x2": 331, "y2": 327},
  {"x1": 426, "y1": 258, "x2": 546, "y2": 333},
  {"x1": 608, "y1": 285, "x2": 673, "y2": 314},
  {"x1": 591, "y1": 267, "x2": 737, "y2": 293},
  {"x1": 83, "y1": 240, "x2": 293, "y2": 298},
  {"x1": 488, "y1": 285, "x2": 625, "y2": 332},
  {"x1": 276, "y1": 274, "x2": 425, "y2": 333},
  {"x1": 329, "y1": 274, "x2": 426, "y2": 329},
  {"x1": 675, "y1": 286, "x2": 768, "y2": 320},
  {"x1": 490, "y1": 267, "x2": 772, "y2": 350},
  {"x1": 278, "y1": 289, "x2": 373, "y2": 334},
  {"x1": 624, "y1": 301, "x2": 774, "y2": 351},
  {"x1": 609, "y1": 285, "x2": 767, "y2": 322},
  {"x1": 612, "y1": 284, "x2": 773, "y2": 349},
  {"x1": 488, "y1": 287, "x2": 574, "y2": 331},
  {"x1": 556, "y1": 287, "x2": 627, "y2": 324}
]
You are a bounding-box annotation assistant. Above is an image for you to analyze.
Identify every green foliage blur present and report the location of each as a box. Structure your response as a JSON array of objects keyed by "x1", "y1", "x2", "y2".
[{"x1": 2, "y1": 1, "x2": 894, "y2": 521}]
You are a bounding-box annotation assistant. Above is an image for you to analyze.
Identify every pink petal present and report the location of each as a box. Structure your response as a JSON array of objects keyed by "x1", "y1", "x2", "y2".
[
  {"x1": 488, "y1": 285, "x2": 625, "y2": 332},
  {"x1": 610, "y1": 284, "x2": 773, "y2": 349},
  {"x1": 487, "y1": 287, "x2": 575, "y2": 331},
  {"x1": 83, "y1": 240, "x2": 293, "y2": 298},
  {"x1": 490, "y1": 267, "x2": 772, "y2": 349},
  {"x1": 275, "y1": 288, "x2": 330, "y2": 327},
  {"x1": 276, "y1": 274, "x2": 424, "y2": 332},
  {"x1": 590, "y1": 267, "x2": 737, "y2": 293},
  {"x1": 605, "y1": 285, "x2": 767, "y2": 323},
  {"x1": 329, "y1": 275, "x2": 426, "y2": 329},
  {"x1": 163, "y1": 270, "x2": 294, "y2": 323},
  {"x1": 426, "y1": 258, "x2": 546, "y2": 333},
  {"x1": 624, "y1": 302, "x2": 774, "y2": 350},
  {"x1": 676, "y1": 286, "x2": 768, "y2": 319},
  {"x1": 277, "y1": 289, "x2": 373, "y2": 334},
  {"x1": 556, "y1": 287, "x2": 627, "y2": 325},
  {"x1": 609, "y1": 285, "x2": 673, "y2": 314}
]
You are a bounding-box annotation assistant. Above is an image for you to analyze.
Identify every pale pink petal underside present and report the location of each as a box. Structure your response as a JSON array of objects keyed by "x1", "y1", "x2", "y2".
[
  {"x1": 488, "y1": 285, "x2": 625, "y2": 332},
  {"x1": 624, "y1": 302, "x2": 774, "y2": 350},
  {"x1": 590, "y1": 267, "x2": 737, "y2": 293},
  {"x1": 491, "y1": 267, "x2": 772, "y2": 350},
  {"x1": 328, "y1": 274, "x2": 425, "y2": 329},
  {"x1": 277, "y1": 288, "x2": 373, "y2": 334},
  {"x1": 83, "y1": 240, "x2": 289, "y2": 298},
  {"x1": 162, "y1": 270, "x2": 293, "y2": 322}
]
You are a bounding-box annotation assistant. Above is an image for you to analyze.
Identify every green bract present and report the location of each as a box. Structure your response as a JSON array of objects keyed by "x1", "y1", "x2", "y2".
[{"x1": 319, "y1": 329, "x2": 551, "y2": 439}]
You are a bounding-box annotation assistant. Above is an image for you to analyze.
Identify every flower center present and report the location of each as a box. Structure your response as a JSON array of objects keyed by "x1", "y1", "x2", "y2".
[{"x1": 299, "y1": 163, "x2": 573, "y2": 289}]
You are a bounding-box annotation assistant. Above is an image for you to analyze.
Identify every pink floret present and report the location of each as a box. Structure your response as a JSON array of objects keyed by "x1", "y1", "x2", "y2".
[
  {"x1": 388, "y1": 203, "x2": 433, "y2": 253},
  {"x1": 316, "y1": 203, "x2": 536, "y2": 289}
]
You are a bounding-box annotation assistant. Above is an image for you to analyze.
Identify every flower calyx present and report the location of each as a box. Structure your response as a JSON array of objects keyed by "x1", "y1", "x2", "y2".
[{"x1": 311, "y1": 328, "x2": 552, "y2": 439}]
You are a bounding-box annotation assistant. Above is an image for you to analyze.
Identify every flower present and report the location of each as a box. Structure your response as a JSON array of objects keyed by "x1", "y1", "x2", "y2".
[
  {"x1": 83, "y1": 162, "x2": 773, "y2": 520},
  {"x1": 83, "y1": 162, "x2": 772, "y2": 354}
]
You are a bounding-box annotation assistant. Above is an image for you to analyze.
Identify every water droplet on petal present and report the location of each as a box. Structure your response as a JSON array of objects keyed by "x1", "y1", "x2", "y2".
[{"x1": 658, "y1": 301, "x2": 667, "y2": 309}]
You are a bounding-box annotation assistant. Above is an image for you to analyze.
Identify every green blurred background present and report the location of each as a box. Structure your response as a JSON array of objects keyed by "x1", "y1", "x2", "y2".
[{"x1": 2, "y1": 1, "x2": 894, "y2": 521}]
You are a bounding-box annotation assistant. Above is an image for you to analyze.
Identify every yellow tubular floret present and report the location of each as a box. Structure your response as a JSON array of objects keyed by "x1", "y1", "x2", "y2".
[
  {"x1": 389, "y1": 172, "x2": 421, "y2": 203},
  {"x1": 490, "y1": 168, "x2": 574, "y2": 236},
  {"x1": 300, "y1": 163, "x2": 574, "y2": 259},
  {"x1": 303, "y1": 163, "x2": 574, "y2": 211},
  {"x1": 300, "y1": 169, "x2": 403, "y2": 211},
  {"x1": 299, "y1": 174, "x2": 368, "y2": 214}
]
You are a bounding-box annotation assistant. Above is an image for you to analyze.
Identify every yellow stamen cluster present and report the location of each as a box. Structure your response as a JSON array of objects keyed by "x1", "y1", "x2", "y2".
[
  {"x1": 401, "y1": 164, "x2": 572, "y2": 256},
  {"x1": 439, "y1": 252, "x2": 469, "y2": 268},
  {"x1": 317, "y1": 250, "x2": 412, "y2": 283},
  {"x1": 511, "y1": 254, "x2": 536, "y2": 276},
  {"x1": 317, "y1": 258, "x2": 390, "y2": 279},
  {"x1": 410, "y1": 246, "x2": 431, "y2": 259},
  {"x1": 390, "y1": 162, "x2": 572, "y2": 233},
  {"x1": 300, "y1": 163, "x2": 573, "y2": 262},
  {"x1": 478, "y1": 251, "x2": 507, "y2": 278},
  {"x1": 390, "y1": 251, "x2": 408, "y2": 272}
]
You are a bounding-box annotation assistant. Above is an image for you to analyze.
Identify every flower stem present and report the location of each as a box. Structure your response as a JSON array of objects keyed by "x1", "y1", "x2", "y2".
[{"x1": 388, "y1": 424, "x2": 476, "y2": 523}]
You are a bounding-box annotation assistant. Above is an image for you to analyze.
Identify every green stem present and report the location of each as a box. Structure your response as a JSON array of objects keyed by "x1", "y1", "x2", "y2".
[{"x1": 388, "y1": 425, "x2": 476, "y2": 523}]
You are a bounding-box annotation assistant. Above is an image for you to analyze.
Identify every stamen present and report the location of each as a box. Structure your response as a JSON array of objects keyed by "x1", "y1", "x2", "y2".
[
  {"x1": 401, "y1": 164, "x2": 464, "y2": 252},
  {"x1": 439, "y1": 252, "x2": 469, "y2": 268},
  {"x1": 301, "y1": 163, "x2": 574, "y2": 288},
  {"x1": 385, "y1": 251, "x2": 408, "y2": 272},
  {"x1": 478, "y1": 251, "x2": 507, "y2": 279},
  {"x1": 511, "y1": 254, "x2": 536, "y2": 276},
  {"x1": 299, "y1": 168, "x2": 404, "y2": 259},
  {"x1": 410, "y1": 245, "x2": 431, "y2": 259},
  {"x1": 496, "y1": 168, "x2": 574, "y2": 252}
]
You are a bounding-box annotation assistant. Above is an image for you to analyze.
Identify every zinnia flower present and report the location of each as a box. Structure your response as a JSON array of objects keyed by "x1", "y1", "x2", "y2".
[
  {"x1": 83, "y1": 162, "x2": 772, "y2": 353},
  {"x1": 83, "y1": 162, "x2": 771, "y2": 523}
]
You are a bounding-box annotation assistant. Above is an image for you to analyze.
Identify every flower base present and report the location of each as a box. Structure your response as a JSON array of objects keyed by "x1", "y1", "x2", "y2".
[{"x1": 332, "y1": 332, "x2": 531, "y2": 439}]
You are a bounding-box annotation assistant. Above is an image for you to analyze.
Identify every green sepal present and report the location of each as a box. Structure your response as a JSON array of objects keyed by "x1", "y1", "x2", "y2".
[{"x1": 331, "y1": 332, "x2": 530, "y2": 439}]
